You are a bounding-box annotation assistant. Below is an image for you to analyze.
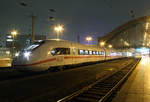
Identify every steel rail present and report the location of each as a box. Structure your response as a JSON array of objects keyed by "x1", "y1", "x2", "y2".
[
  {"x1": 57, "y1": 58, "x2": 141, "y2": 102},
  {"x1": 98, "y1": 58, "x2": 141, "y2": 102}
]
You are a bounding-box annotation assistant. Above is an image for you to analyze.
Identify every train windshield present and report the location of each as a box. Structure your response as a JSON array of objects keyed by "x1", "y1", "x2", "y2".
[{"x1": 25, "y1": 40, "x2": 45, "y2": 51}]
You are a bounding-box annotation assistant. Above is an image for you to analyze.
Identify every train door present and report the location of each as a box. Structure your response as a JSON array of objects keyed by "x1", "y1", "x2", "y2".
[
  {"x1": 72, "y1": 47, "x2": 77, "y2": 65},
  {"x1": 51, "y1": 48, "x2": 67, "y2": 66},
  {"x1": 63, "y1": 48, "x2": 71, "y2": 65}
]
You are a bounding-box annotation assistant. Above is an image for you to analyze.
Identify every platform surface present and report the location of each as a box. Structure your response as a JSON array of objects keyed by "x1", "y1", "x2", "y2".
[{"x1": 112, "y1": 56, "x2": 150, "y2": 102}]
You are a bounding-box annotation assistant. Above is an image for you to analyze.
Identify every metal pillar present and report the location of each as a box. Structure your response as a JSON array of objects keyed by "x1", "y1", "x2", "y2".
[{"x1": 31, "y1": 15, "x2": 35, "y2": 44}]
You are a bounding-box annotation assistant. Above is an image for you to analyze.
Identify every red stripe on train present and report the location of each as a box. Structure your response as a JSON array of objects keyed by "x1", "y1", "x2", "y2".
[
  {"x1": 14, "y1": 58, "x2": 56, "y2": 67},
  {"x1": 14, "y1": 55, "x2": 117, "y2": 67},
  {"x1": 64, "y1": 56, "x2": 105, "y2": 59}
]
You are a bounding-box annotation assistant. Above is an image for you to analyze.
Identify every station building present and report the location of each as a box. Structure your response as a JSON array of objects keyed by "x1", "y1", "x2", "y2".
[
  {"x1": 98, "y1": 16, "x2": 150, "y2": 56},
  {"x1": 0, "y1": 33, "x2": 6, "y2": 47}
]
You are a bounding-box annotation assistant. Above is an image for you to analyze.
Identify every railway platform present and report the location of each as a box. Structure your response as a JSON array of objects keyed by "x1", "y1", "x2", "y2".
[
  {"x1": 112, "y1": 56, "x2": 150, "y2": 102},
  {"x1": 0, "y1": 58, "x2": 11, "y2": 67}
]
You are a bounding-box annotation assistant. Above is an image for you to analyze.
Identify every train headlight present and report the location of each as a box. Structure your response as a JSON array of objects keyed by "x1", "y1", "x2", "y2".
[{"x1": 24, "y1": 51, "x2": 31, "y2": 58}]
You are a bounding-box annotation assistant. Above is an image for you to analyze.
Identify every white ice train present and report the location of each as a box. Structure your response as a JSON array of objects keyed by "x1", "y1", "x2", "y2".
[{"x1": 13, "y1": 39, "x2": 124, "y2": 72}]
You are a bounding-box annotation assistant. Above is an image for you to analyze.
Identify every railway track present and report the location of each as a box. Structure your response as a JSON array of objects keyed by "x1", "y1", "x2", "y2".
[{"x1": 57, "y1": 58, "x2": 141, "y2": 102}]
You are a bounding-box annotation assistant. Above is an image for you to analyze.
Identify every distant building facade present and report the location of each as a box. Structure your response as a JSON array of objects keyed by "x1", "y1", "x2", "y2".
[
  {"x1": 6, "y1": 34, "x2": 46, "y2": 51},
  {"x1": 0, "y1": 34, "x2": 46, "y2": 58},
  {"x1": 0, "y1": 47, "x2": 11, "y2": 58},
  {"x1": 0, "y1": 33, "x2": 6, "y2": 47}
]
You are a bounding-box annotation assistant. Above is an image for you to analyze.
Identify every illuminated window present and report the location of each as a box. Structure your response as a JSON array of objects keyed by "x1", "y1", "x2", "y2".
[
  {"x1": 85, "y1": 50, "x2": 89, "y2": 55},
  {"x1": 101, "y1": 51, "x2": 104, "y2": 55},
  {"x1": 7, "y1": 36, "x2": 12, "y2": 38},
  {"x1": 6, "y1": 39, "x2": 13, "y2": 42},
  {"x1": 98, "y1": 51, "x2": 104, "y2": 55},
  {"x1": 79, "y1": 49, "x2": 84, "y2": 55},
  {"x1": 92, "y1": 51, "x2": 96, "y2": 55},
  {"x1": 51, "y1": 48, "x2": 70, "y2": 55},
  {"x1": 96, "y1": 51, "x2": 99, "y2": 55},
  {"x1": 89, "y1": 51, "x2": 92, "y2": 55},
  {"x1": 51, "y1": 50, "x2": 55, "y2": 55}
]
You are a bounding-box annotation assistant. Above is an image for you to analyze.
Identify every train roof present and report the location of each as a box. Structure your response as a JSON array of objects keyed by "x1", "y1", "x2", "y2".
[
  {"x1": 45, "y1": 39, "x2": 101, "y2": 50},
  {"x1": 46, "y1": 39, "x2": 98, "y2": 46}
]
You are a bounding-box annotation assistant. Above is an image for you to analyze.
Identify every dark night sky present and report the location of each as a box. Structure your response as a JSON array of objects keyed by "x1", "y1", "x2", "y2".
[{"x1": 0, "y1": 0, "x2": 150, "y2": 44}]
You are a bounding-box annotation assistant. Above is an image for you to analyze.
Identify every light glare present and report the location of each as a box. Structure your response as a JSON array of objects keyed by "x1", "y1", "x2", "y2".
[
  {"x1": 11, "y1": 30, "x2": 18, "y2": 36},
  {"x1": 108, "y1": 45, "x2": 112, "y2": 48},
  {"x1": 15, "y1": 52, "x2": 19, "y2": 57},
  {"x1": 54, "y1": 25, "x2": 64, "y2": 32},
  {"x1": 86, "y1": 36, "x2": 92, "y2": 42},
  {"x1": 100, "y1": 41, "x2": 105, "y2": 46},
  {"x1": 24, "y1": 51, "x2": 31, "y2": 57}
]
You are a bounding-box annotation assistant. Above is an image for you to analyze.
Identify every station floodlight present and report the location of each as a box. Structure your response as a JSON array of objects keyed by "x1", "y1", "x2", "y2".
[
  {"x1": 100, "y1": 41, "x2": 105, "y2": 46},
  {"x1": 108, "y1": 44, "x2": 112, "y2": 48}
]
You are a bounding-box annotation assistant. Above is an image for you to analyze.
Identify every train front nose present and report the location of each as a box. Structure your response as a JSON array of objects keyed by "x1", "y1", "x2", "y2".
[
  {"x1": 12, "y1": 40, "x2": 45, "y2": 71},
  {"x1": 12, "y1": 51, "x2": 33, "y2": 71}
]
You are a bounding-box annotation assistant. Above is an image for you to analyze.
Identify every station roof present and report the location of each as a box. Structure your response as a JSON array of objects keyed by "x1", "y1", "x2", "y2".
[{"x1": 98, "y1": 16, "x2": 150, "y2": 49}]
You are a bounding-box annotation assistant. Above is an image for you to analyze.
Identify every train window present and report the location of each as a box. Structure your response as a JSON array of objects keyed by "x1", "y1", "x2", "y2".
[
  {"x1": 51, "y1": 48, "x2": 70, "y2": 55},
  {"x1": 96, "y1": 51, "x2": 99, "y2": 55},
  {"x1": 85, "y1": 50, "x2": 88, "y2": 55},
  {"x1": 26, "y1": 44, "x2": 39, "y2": 50},
  {"x1": 25, "y1": 40, "x2": 45, "y2": 51},
  {"x1": 92, "y1": 51, "x2": 96, "y2": 55},
  {"x1": 98, "y1": 51, "x2": 101, "y2": 55},
  {"x1": 79, "y1": 49, "x2": 84, "y2": 55},
  {"x1": 98, "y1": 51, "x2": 104, "y2": 55},
  {"x1": 51, "y1": 50, "x2": 55, "y2": 55},
  {"x1": 101, "y1": 51, "x2": 105, "y2": 55},
  {"x1": 89, "y1": 51, "x2": 92, "y2": 55}
]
